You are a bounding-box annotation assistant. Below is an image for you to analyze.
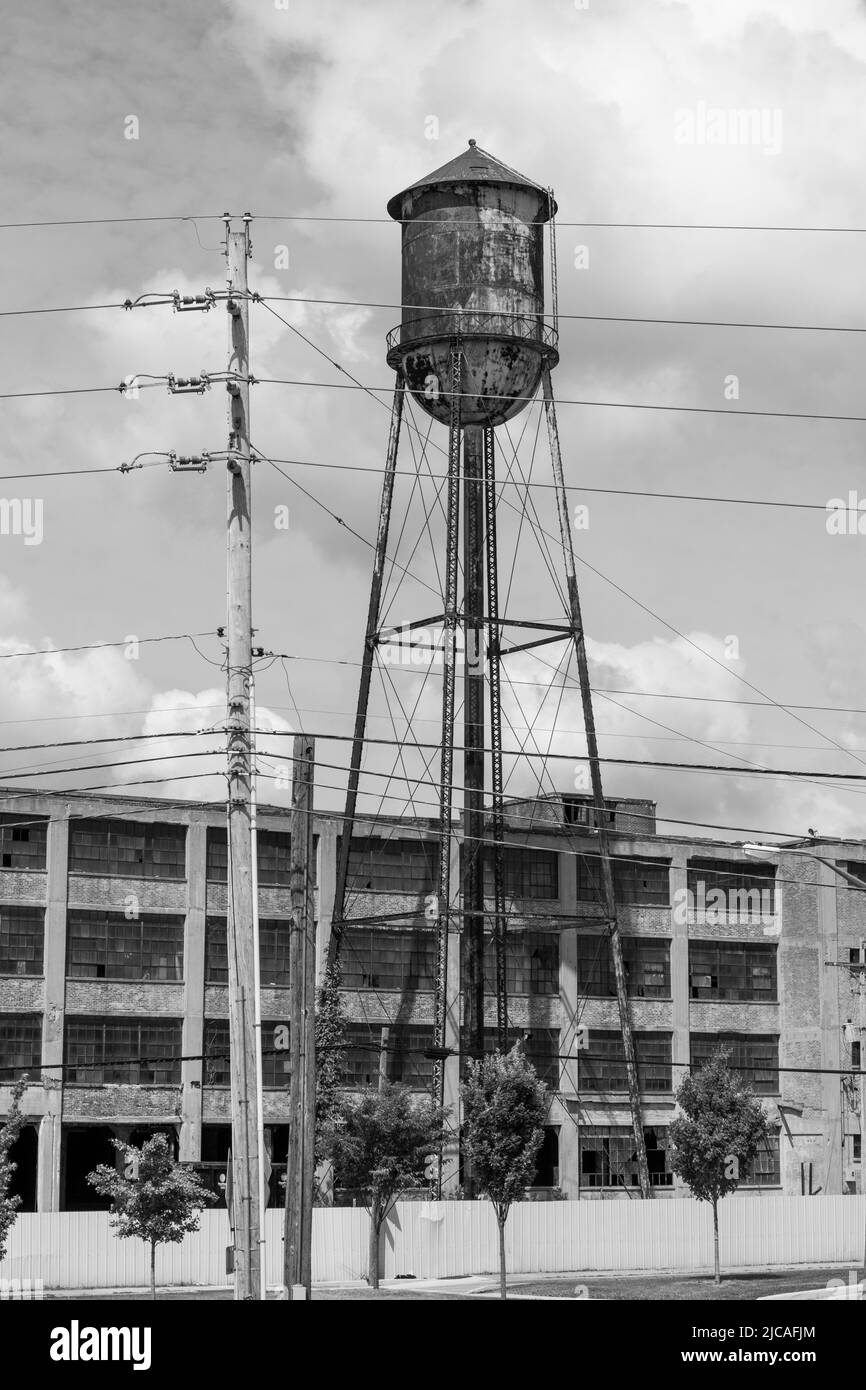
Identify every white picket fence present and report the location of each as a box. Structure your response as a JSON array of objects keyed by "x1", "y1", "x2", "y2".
[{"x1": 1, "y1": 1196, "x2": 863, "y2": 1290}]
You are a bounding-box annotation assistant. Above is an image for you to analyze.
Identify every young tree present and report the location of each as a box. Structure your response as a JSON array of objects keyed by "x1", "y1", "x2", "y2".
[
  {"x1": 0, "y1": 1078, "x2": 27, "y2": 1264},
  {"x1": 669, "y1": 1047, "x2": 770, "y2": 1284},
  {"x1": 88, "y1": 1133, "x2": 215, "y2": 1299},
  {"x1": 321, "y1": 1082, "x2": 445, "y2": 1289},
  {"x1": 461, "y1": 1045, "x2": 548, "y2": 1299}
]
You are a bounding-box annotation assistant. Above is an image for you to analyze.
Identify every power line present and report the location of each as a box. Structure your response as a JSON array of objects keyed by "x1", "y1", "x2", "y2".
[
  {"x1": 0, "y1": 214, "x2": 224, "y2": 230},
  {"x1": 0, "y1": 302, "x2": 135, "y2": 318},
  {"x1": 252, "y1": 214, "x2": 866, "y2": 233},
  {"x1": 256, "y1": 294, "x2": 866, "y2": 337},
  {"x1": 254, "y1": 453, "x2": 830, "y2": 513},
  {"x1": 0, "y1": 382, "x2": 164, "y2": 401},
  {"x1": 255, "y1": 375, "x2": 866, "y2": 424},
  {"x1": 6, "y1": 211, "x2": 866, "y2": 233},
  {"x1": 256, "y1": 646, "x2": 866, "y2": 719},
  {"x1": 8, "y1": 288, "x2": 866, "y2": 339},
  {"x1": 0, "y1": 630, "x2": 216, "y2": 662}
]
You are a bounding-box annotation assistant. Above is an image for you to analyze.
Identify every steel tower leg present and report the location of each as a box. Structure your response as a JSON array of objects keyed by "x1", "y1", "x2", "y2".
[
  {"x1": 463, "y1": 425, "x2": 486, "y2": 1071},
  {"x1": 482, "y1": 427, "x2": 509, "y2": 1051},
  {"x1": 329, "y1": 377, "x2": 405, "y2": 971},
  {"x1": 432, "y1": 342, "x2": 463, "y2": 1140},
  {"x1": 541, "y1": 362, "x2": 651, "y2": 1199}
]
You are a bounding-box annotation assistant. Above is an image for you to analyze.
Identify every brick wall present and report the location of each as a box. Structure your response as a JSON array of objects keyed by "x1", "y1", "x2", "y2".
[
  {"x1": 0, "y1": 871, "x2": 47, "y2": 904},
  {"x1": 62, "y1": 1086, "x2": 183, "y2": 1121},
  {"x1": 64, "y1": 982, "x2": 185, "y2": 1017},
  {"x1": 0, "y1": 978, "x2": 44, "y2": 1010}
]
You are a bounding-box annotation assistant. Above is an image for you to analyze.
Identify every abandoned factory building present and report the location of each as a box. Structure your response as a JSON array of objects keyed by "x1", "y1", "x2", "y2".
[{"x1": 0, "y1": 784, "x2": 862, "y2": 1208}]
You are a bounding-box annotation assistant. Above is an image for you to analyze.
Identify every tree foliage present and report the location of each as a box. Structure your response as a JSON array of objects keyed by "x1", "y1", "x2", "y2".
[
  {"x1": 322, "y1": 1082, "x2": 445, "y2": 1215},
  {"x1": 320, "y1": 1082, "x2": 446, "y2": 1288},
  {"x1": 669, "y1": 1047, "x2": 770, "y2": 1204},
  {"x1": 314, "y1": 962, "x2": 348, "y2": 1167},
  {"x1": 461, "y1": 1045, "x2": 548, "y2": 1225},
  {"x1": 0, "y1": 1077, "x2": 27, "y2": 1263},
  {"x1": 669, "y1": 1046, "x2": 770, "y2": 1283},
  {"x1": 88, "y1": 1133, "x2": 215, "y2": 1298}
]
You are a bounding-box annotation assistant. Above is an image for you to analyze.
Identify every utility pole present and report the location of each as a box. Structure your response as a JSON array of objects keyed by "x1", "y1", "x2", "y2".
[
  {"x1": 224, "y1": 217, "x2": 263, "y2": 1298},
  {"x1": 285, "y1": 733, "x2": 316, "y2": 1299},
  {"x1": 249, "y1": 668, "x2": 267, "y2": 1297}
]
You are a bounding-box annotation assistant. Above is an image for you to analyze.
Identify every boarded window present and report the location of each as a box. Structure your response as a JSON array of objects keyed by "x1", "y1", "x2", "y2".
[
  {"x1": 0, "y1": 817, "x2": 48, "y2": 872},
  {"x1": 66, "y1": 912, "x2": 184, "y2": 981},
  {"x1": 64, "y1": 1017, "x2": 182, "y2": 1085},
  {"x1": 0, "y1": 906, "x2": 45, "y2": 975},
  {"x1": 69, "y1": 819, "x2": 186, "y2": 879}
]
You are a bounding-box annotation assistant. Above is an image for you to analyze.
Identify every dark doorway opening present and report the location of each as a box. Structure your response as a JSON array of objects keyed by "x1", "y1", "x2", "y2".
[
  {"x1": 534, "y1": 1125, "x2": 560, "y2": 1187},
  {"x1": 7, "y1": 1123, "x2": 38, "y2": 1211},
  {"x1": 61, "y1": 1126, "x2": 116, "y2": 1210}
]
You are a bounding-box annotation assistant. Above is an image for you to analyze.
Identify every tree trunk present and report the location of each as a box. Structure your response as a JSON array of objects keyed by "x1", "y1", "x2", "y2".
[
  {"x1": 368, "y1": 1199, "x2": 380, "y2": 1291},
  {"x1": 712, "y1": 1199, "x2": 720, "y2": 1286},
  {"x1": 498, "y1": 1212, "x2": 507, "y2": 1300},
  {"x1": 150, "y1": 1241, "x2": 157, "y2": 1301}
]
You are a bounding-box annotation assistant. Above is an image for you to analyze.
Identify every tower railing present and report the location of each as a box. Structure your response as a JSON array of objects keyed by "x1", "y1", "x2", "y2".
[{"x1": 386, "y1": 311, "x2": 559, "y2": 356}]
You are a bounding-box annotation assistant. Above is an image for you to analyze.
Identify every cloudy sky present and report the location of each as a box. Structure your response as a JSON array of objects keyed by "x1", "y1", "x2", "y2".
[{"x1": 3, "y1": 0, "x2": 866, "y2": 844}]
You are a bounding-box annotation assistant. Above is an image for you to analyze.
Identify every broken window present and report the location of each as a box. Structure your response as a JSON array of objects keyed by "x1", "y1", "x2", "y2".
[
  {"x1": 66, "y1": 912, "x2": 184, "y2": 981},
  {"x1": 0, "y1": 906, "x2": 46, "y2": 975},
  {"x1": 0, "y1": 1013, "x2": 42, "y2": 1080},
  {"x1": 0, "y1": 816, "x2": 48, "y2": 872},
  {"x1": 64, "y1": 1017, "x2": 183, "y2": 1084},
  {"x1": 575, "y1": 935, "x2": 670, "y2": 998},
  {"x1": 690, "y1": 1033, "x2": 779, "y2": 1094},
  {"x1": 69, "y1": 819, "x2": 186, "y2": 879}
]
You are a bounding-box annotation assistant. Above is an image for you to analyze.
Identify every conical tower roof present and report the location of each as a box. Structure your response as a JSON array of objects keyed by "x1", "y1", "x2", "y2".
[{"x1": 386, "y1": 140, "x2": 555, "y2": 219}]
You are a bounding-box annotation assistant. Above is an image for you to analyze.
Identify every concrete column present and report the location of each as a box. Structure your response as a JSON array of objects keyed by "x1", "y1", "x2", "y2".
[
  {"x1": 668, "y1": 849, "x2": 689, "y2": 1196},
  {"x1": 557, "y1": 847, "x2": 581, "y2": 1197},
  {"x1": 669, "y1": 849, "x2": 690, "y2": 1090},
  {"x1": 180, "y1": 820, "x2": 206, "y2": 1162},
  {"x1": 37, "y1": 814, "x2": 68, "y2": 1211},
  {"x1": 316, "y1": 819, "x2": 337, "y2": 984}
]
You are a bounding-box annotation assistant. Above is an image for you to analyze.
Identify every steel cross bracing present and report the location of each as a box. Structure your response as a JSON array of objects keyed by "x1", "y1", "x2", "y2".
[
  {"x1": 431, "y1": 339, "x2": 463, "y2": 1124},
  {"x1": 483, "y1": 425, "x2": 508, "y2": 1049}
]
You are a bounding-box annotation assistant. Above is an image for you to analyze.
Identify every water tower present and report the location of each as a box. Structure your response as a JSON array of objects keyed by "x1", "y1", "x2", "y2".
[{"x1": 330, "y1": 143, "x2": 650, "y2": 1198}]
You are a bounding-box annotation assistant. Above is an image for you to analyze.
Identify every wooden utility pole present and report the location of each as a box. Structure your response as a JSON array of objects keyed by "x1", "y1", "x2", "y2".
[
  {"x1": 224, "y1": 219, "x2": 263, "y2": 1298},
  {"x1": 285, "y1": 733, "x2": 316, "y2": 1298}
]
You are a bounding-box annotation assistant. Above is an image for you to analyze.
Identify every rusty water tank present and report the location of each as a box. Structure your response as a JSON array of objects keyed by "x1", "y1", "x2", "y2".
[{"x1": 385, "y1": 141, "x2": 558, "y2": 426}]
